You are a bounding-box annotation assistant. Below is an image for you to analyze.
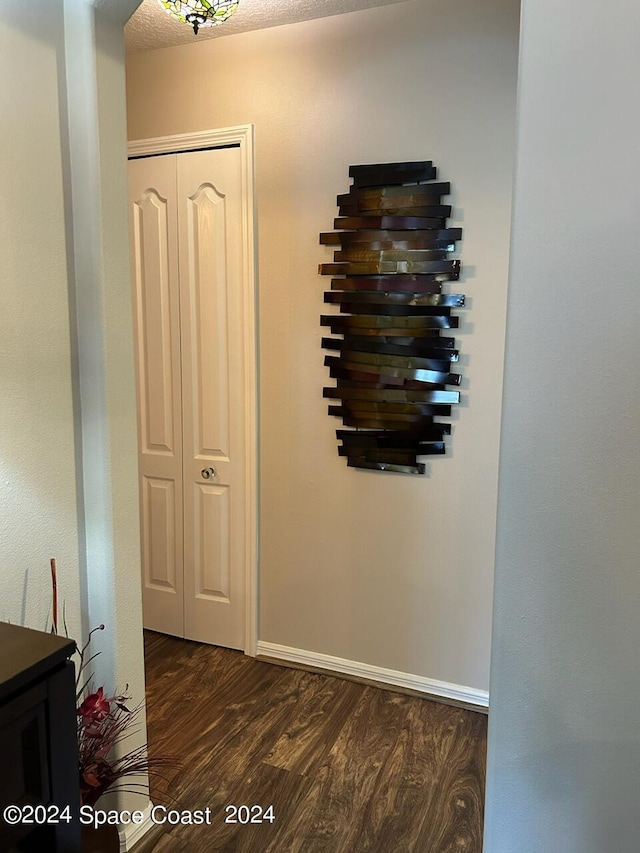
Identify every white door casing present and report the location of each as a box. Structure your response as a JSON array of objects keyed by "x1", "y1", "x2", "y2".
[{"x1": 128, "y1": 127, "x2": 258, "y2": 655}]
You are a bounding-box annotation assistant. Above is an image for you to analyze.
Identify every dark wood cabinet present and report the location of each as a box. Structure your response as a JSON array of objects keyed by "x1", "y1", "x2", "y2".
[{"x1": 0, "y1": 622, "x2": 81, "y2": 853}]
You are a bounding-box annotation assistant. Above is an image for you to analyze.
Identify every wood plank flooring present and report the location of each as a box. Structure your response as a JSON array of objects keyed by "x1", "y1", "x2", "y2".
[{"x1": 138, "y1": 632, "x2": 487, "y2": 853}]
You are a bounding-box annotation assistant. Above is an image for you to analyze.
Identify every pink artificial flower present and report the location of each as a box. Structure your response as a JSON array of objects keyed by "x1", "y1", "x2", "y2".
[{"x1": 77, "y1": 687, "x2": 111, "y2": 724}]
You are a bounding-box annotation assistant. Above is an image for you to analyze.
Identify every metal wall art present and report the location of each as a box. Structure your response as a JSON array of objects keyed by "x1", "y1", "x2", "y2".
[{"x1": 319, "y1": 161, "x2": 465, "y2": 475}]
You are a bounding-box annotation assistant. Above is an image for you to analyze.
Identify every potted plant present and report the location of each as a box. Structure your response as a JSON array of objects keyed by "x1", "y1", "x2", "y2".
[{"x1": 49, "y1": 560, "x2": 173, "y2": 851}]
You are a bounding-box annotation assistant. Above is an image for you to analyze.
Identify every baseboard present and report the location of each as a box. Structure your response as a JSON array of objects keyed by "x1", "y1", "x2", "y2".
[
  {"x1": 119, "y1": 800, "x2": 154, "y2": 852},
  {"x1": 257, "y1": 641, "x2": 489, "y2": 710}
]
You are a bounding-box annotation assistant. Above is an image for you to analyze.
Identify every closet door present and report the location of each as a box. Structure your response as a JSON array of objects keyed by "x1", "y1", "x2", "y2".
[
  {"x1": 178, "y1": 147, "x2": 246, "y2": 650},
  {"x1": 129, "y1": 155, "x2": 185, "y2": 637}
]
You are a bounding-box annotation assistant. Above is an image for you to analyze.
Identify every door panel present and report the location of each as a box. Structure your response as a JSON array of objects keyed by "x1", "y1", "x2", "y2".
[
  {"x1": 195, "y1": 483, "x2": 230, "y2": 601},
  {"x1": 143, "y1": 477, "x2": 178, "y2": 590},
  {"x1": 186, "y1": 183, "x2": 231, "y2": 459},
  {"x1": 179, "y1": 147, "x2": 246, "y2": 650},
  {"x1": 129, "y1": 155, "x2": 184, "y2": 638},
  {"x1": 135, "y1": 189, "x2": 177, "y2": 456}
]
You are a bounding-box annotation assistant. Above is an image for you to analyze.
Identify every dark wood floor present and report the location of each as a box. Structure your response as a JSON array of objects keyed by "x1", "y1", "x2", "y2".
[{"x1": 139, "y1": 632, "x2": 487, "y2": 852}]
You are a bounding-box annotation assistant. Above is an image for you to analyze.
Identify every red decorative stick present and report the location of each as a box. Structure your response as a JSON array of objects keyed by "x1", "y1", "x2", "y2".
[{"x1": 50, "y1": 557, "x2": 58, "y2": 635}]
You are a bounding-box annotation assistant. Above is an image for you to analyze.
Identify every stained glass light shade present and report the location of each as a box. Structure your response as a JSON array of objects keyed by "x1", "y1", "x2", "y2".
[{"x1": 158, "y1": 0, "x2": 240, "y2": 35}]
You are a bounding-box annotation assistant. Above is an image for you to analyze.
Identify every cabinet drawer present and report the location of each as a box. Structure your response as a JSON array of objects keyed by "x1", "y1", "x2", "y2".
[{"x1": 0, "y1": 682, "x2": 50, "y2": 808}]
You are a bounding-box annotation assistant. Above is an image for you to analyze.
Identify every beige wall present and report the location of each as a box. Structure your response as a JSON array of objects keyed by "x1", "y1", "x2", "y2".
[{"x1": 126, "y1": 0, "x2": 520, "y2": 692}]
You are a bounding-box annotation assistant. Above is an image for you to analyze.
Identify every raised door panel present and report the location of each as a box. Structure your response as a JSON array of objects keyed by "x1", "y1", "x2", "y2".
[
  {"x1": 179, "y1": 146, "x2": 246, "y2": 650},
  {"x1": 129, "y1": 155, "x2": 184, "y2": 638},
  {"x1": 142, "y1": 477, "x2": 178, "y2": 591},
  {"x1": 186, "y1": 183, "x2": 231, "y2": 460},
  {"x1": 134, "y1": 189, "x2": 176, "y2": 456},
  {"x1": 194, "y1": 483, "x2": 230, "y2": 600}
]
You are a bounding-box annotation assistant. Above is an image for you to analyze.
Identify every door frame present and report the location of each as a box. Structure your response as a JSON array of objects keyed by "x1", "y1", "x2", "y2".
[{"x1": 128, "y1": 125, "x2": 259, "y2": 656}]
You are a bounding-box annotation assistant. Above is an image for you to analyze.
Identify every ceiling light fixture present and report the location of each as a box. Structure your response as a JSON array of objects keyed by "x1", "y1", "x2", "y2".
[{"x1": 157, "y1": 0, "x2": 240, "y2": 35}]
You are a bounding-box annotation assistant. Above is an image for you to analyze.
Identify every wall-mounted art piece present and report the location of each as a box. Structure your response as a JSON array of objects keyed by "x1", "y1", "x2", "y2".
[{"x1": 319, "y1": 161, "x2": 465, "y2": 475}]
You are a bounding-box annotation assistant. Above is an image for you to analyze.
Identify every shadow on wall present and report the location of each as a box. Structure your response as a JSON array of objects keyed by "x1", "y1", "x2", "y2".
[{"x1": 494, "y1": 739, "x2": 640, "y2": 851}]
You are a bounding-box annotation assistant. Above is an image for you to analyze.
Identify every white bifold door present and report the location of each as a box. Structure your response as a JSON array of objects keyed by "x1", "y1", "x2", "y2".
[{"x1": 129, "y1": 146, "x2": 249, "y2": 650}]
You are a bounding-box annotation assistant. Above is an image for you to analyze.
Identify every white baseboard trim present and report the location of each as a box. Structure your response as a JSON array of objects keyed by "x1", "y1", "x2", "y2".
[
  {"x1": 257, "y1": 641, "x2": 489, "y2": 709},
  {"x1": 119, "y1": 800, "x2": 154, "y2": 852}
]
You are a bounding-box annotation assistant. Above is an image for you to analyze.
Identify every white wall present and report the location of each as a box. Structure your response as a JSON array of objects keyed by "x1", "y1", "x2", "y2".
[
  {"x1": 63, "y1": 0, "x2": 147, "y2": 724},
  {"x1": 484, "y1": 0, "x2": 640, "y2": 849},
  {"x1": 60, "y1": 16, "x2": 152, "y2": 830},
  {"x1": 0, "y1": 0, "x2": 83, "y2": 637},
  {"x1": 126, "y1": 0, "x2": 520, "y2": 693},
  {"x1": 0, "y1": 0, "x2": 148, "y2": 832}
]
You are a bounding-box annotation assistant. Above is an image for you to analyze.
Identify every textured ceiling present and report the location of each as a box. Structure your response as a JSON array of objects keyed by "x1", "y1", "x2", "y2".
[
  {"x1": 93, "y1": 0, "x2": 143, "y2": 24},
  {"x1": 125, "y1": 0, "x2": 409, "y2": 54}
]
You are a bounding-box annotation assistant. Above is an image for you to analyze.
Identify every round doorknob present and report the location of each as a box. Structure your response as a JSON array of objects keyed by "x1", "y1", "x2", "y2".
[{"x1": 201, "y1": 467, "x2": 216, "y2": 480}]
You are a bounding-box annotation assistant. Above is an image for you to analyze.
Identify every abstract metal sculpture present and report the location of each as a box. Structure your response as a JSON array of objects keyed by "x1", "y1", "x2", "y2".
[{"x1": 319, "y1": 161, "x2": 465, "y2": 475}]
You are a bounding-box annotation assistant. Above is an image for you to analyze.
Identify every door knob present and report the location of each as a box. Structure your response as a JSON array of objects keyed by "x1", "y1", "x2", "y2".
[{"x1": 201, "y1": 467, "x2": 216, "y2": 480}]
